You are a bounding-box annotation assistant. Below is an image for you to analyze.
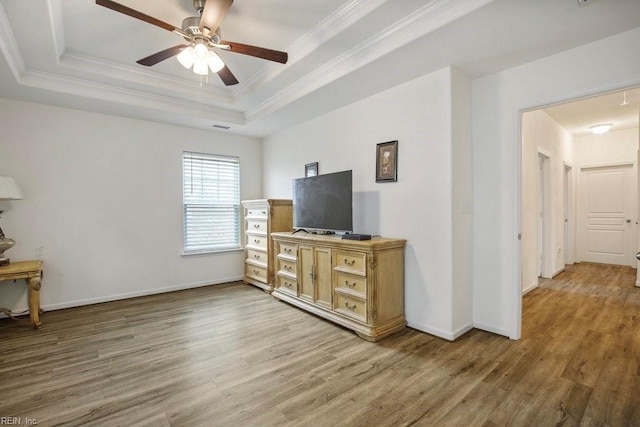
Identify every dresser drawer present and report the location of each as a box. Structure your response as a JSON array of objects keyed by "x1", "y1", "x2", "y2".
[
  {"x1": 247, "y1": 219, "x2": 267, "y2": 234},
  {"x1": 277, "y1": 242, "x2": 297, "y2": 258},
  {"x1": 246, "y1": 207, "x2": 268, "y2": 218},
  {"x1": 334, "y1": 250, "x2": 366, "y2": 274},
  {"x1": 278, "y1": 258, "x2": 297, "y2": 276},
  {"x1": 245, "y1": 263, "x2": 267, "y2": 283},
  {"x1": 334, "y1": 271, "x2": 366, "y2": 295},
  {"x1": 334, "y1": 293, "x2": 367, "y2": 323},
  {"x1": 276, "y1": 275, "x2": 297, "y2": 296},
  {"x1": 246, "y1": 234, "x2": 267, "y2": 250},
  {"x1": 247, "y1": 249, "x2": 268, "y2": 266}
]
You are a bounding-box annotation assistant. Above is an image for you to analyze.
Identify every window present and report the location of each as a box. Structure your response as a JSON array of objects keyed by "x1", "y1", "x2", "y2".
[{"x1": 183, "y1": 152, "x2": 240, "y2": 253}]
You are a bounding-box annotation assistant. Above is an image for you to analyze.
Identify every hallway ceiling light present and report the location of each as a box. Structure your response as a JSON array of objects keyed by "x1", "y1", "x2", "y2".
[{"x1": 589, "y1": 123, "x2": 612, "y2": 134}]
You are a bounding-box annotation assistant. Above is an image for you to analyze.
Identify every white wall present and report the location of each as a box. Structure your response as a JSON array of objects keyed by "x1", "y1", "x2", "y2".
[
  {"x1": 263, "y1": 67, "x2": 471, "y2": 339},
  {"x1": 521, "y1": 110, "x2": 574, "y2": 293},
  {"x1": 573, "y1": 128, "x2": 639, "y2": 166},
  {"x1": 472, "y1": 27, "x2": 640, "y2": 339},
  {"x1": 0, "y1": 98, "x2": 262, "y2": 313}
]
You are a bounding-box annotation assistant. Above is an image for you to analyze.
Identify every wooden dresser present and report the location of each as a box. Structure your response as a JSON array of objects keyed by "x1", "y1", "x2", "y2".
[
  {"x1": 242, "y1": 199, "x2": 292, "y2": 293},
  {"x1": 271, "y1": 232, "x2": 406, "y2": 341}
]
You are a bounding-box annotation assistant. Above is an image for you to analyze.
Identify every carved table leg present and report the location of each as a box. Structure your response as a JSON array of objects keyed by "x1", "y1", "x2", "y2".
[{"x1": 27, "y1": 276, "x2": 42, "y2": 328}]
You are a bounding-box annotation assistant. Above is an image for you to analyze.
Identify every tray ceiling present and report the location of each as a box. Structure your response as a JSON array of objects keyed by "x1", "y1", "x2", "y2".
[{"x1": 1, "y1": 0, "x2": 640, "y2": 137}]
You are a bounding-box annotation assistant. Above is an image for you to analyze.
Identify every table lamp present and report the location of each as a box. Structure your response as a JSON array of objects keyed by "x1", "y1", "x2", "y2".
[{"x1": 0, "y1": 176, "x2": 23, "y2": 267}]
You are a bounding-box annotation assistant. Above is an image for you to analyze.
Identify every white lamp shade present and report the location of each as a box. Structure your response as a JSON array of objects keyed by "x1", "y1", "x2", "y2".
[
  {"x1": 207, "y1": 51, "x2": 225, "y2": 72},
  {"x1": 0, "y1": 176, "x2": 23, "y2": 200},
  {"x1": 177, "y1": 46, "x2": 195, "y2": 69},
  {"x1": 193, "y1": 58, "x2": 209, "y2": 76}
]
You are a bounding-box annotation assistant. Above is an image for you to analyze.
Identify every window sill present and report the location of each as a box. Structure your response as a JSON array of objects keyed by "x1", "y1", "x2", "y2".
[{"x1": 181, "y1": 247, "x2": 244, "y2": 257}]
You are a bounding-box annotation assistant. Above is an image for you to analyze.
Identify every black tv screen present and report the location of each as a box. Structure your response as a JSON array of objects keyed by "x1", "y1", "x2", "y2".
[{"x1": 293, "y1": 170, "x2": 353, "y2": 233}]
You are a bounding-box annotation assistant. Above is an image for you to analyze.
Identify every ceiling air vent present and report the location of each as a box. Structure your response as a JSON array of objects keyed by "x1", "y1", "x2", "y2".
[
  {"x1": 213, "y1": 124, "x2": 230, "y2": 130},
  {"x1": 577, "y1": 0, "x2": 599, "y2": 6}
]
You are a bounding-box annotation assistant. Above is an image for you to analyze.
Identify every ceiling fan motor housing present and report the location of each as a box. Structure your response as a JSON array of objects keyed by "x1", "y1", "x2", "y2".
[
  {"x1": 181, "y1": 16, "x2": 221, "y2": 43},
  {"x1": 193, "y1": 0, "x2": 206, "y2": 14}
]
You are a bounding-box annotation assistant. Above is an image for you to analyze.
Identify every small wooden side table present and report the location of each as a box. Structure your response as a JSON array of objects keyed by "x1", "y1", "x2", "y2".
[{"x1": 0, "y1": 260, "x2": 44, "y2": 328}]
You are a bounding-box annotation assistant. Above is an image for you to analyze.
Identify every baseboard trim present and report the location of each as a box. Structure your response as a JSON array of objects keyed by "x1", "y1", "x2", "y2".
[
  {"x1": 552, "y1": 266, "x2": 565, "y2": 278},
  {"x1": 407, "y1": 321, "x2": 473, "y2": 341},
  {"x1": 0, "y1": 276, "x2": 243, "y2": 318},
  {"x1": 522, "y1": 282, "x2": 538, "y2": 295},
  {"x1": 452, "y1": 322, "x2": 474, "y2": 340},
  {"x1": 472, "y1": 322, "x2": 511, "y2": 339}
]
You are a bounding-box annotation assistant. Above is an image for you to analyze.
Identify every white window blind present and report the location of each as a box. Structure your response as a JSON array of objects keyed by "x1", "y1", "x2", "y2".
[{"x1": 183, "y1": 152, "x2": 240, "y2": 252}]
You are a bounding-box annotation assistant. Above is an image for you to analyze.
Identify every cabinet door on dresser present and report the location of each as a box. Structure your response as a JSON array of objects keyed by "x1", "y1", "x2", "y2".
[{"x1": 298, "y1": 245, "x2": 332, "y2": 309}]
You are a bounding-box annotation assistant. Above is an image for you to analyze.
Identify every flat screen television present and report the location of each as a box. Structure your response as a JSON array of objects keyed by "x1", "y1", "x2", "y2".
[{"x1": 292, "y1": 170, "x2": 353, "y2": 233}]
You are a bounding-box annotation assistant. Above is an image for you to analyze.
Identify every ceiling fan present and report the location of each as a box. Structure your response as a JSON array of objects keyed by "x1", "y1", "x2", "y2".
[{"x1": 95, "y1": 0, "x2": 288, "y2": 86}]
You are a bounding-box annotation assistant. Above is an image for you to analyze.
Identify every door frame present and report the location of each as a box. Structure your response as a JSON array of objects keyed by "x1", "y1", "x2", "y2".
[
  {"x1": 515, "y1": 83, "x2": 640, "y2": 341},
  {"x1": 537, "y1": 148, "x2": 552, "y2": 279},
  {"x1": 564, "y1": 162, "x2": 575, "y2": 265}
]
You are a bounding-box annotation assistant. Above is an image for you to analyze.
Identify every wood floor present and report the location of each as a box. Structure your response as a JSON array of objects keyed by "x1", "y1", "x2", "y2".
[{"x1": 1, "y1": 263, "x2": 639, "y2": 426}]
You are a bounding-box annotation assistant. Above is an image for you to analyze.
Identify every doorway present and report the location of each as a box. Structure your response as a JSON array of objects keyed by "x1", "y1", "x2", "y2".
[
  {"x1": 520, "y1": 86, "x2": 640, "y2": 335},
  {"x1": 521, "y1": 88, "x2": 640, "y2": 289}
]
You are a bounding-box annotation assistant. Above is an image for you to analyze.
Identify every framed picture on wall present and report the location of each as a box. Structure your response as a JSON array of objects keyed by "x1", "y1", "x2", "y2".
[
  {"x1": 305, "y1": 162, "x2": 318, "y2": 177},
  {"x1": 376, "y1": 140, "x2": 398, "y2": 182}
]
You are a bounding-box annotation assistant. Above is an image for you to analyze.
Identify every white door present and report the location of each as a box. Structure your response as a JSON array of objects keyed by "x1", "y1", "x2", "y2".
[{"x1": 578, "y1": 164, "x2": 636, "y2": 266}]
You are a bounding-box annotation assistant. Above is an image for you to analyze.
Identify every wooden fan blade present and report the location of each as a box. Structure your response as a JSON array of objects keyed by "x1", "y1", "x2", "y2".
[
  {"x1": 217, "y1": 65, "x2": 239, "y2": 86},
  {"x1": 220, "y1": 40, "x2": 288, "y2": 64},
  {"x1": 137, "y1": 45, "x2": 189, "y2": 66},
  {"x1": 96, "y1": 0, "x2": 181, "y2": 33},
  {"x1": 199, "y1": 0, "x2": 233, "y2": 33}
]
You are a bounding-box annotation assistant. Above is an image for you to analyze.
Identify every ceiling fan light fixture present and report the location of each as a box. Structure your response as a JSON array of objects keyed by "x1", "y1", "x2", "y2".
[
  {"x1": 589, "y1": 123, "x2": 613, "y2": 134},
  {"x1": 193, "y1": 58, "x2": 209, "y2": 75},
  {"x1": 207, "y1": 51, "x2": 225, "y2": 72},
  {"x1": 177, "y1": 46, "x2": 195, "y2": 69},
  {"x1": 193, "y1": 42, "x2": 209, "y2": 59}
]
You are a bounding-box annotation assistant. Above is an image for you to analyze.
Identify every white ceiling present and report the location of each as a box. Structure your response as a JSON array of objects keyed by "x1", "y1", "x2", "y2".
[
  {"x1": 544, "y1": 87, "x2": 640, "y2": 137},
  {"x1": 1, "y1": 0, "x2": 640, "y2": 137}
]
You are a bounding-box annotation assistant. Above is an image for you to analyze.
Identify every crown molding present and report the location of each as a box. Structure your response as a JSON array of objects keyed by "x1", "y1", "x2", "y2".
[
  {"x1": 0, "y1": 1, "x2": 25, "y2": 81},
  {"x1": 59, "y1": 51, "x2": 235, "y2": 104},
  {"x1": 234, "y1": 0, "x2": 390, "y2": 99},
  {"x1": 246, "y1": 0, "x2": 494, "y2": 122},
  {"x1": 21, "y1": 68, "x2": 245, "y2": 124},
  {"x1": 47, "y1": 0, "x2": 65, "y2": 58}
]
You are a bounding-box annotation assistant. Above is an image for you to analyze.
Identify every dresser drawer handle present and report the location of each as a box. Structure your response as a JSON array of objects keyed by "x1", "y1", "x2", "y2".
[
  {"x1": 253, "y1": 224, "x2": 261, "y2": 229},
  {"x1": 253, "y1": 269, "x2": 260, "y2": 275},
  {"x1": 254, "y1": 254, "x2": 261, "y2": 260},
  {"x1": 284, "y1": 248, "x2": 292, "y2": 254},
  {"x1": 345, "y1": 301, "x2": 357, "y2": 311},
  {"x1": 284, "y1": 281, "x2": 292, "y2": 288},
  {"x1": 343, "y1": 258, "x2": 356, "y2": 266},
  {"x1": 344, "y1": 280, "x2": 356, "y2": 288},
  {"x1": 261, "y1": 210, "x2": 267, "y2": 215},
  {"x1": 254, "y1": 239, "x2": 261, "y2": 244},
  {"x1": 284, "y1": 265, "x2": 292, "y2": 271}
]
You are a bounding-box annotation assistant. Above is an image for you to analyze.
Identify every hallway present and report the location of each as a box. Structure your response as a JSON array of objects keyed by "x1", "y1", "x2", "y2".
[{"x1": 522, "y1": 262, "x2": 640, "y2": 424}]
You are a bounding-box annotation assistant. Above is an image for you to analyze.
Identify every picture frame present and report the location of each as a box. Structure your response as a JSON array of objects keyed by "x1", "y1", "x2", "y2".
[
  {"x1": 376, "y1": 140, "x2": 398, "y2": 182},
  {"x1": 305, "y1": 162, "x2": 318, "y2": 177}
]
